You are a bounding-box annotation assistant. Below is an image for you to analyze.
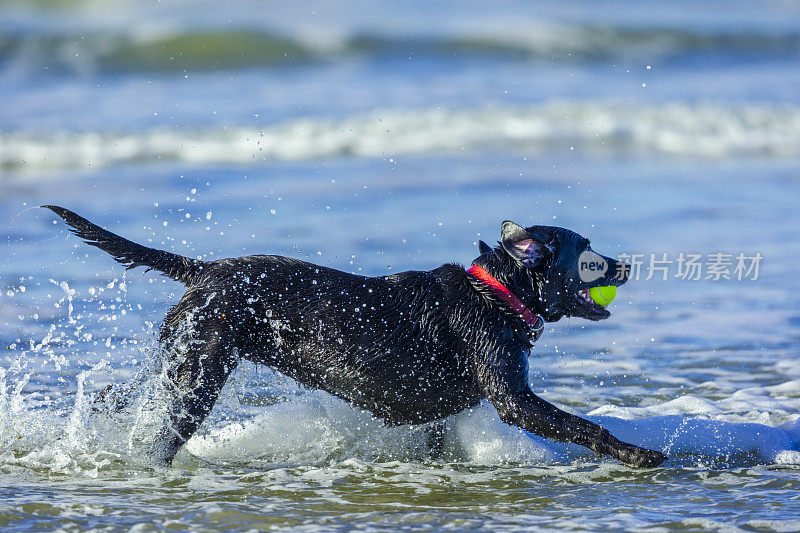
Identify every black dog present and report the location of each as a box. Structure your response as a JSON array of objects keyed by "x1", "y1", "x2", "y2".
[{"x1": 44, "y1": 206, "x2": 666, "y2": 467}]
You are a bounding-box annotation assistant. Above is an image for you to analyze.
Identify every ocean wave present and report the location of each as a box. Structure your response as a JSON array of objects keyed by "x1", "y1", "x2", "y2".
[
  {"x1": 1, "y1": 24, "x2": 798, "y2": 74},
  {"x1": 2, "y1": 363, "x2": 798, "y2": 476},
  {"x1": 2, "y1": 101, "x2": 800, "y2": 175},
  {"x1": 186, "y1": 397, "x2": 800, "y2": 467}
]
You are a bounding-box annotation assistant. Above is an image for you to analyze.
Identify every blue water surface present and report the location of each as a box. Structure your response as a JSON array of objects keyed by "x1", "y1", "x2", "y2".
[{"x1": 1, "y1": 1, "x2": 800, "y2": 531}]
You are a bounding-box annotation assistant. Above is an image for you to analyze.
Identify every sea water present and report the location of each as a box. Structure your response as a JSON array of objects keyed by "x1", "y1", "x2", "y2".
[{"x1": 1, "y1": 1, "x2": 800, "y2": 530}]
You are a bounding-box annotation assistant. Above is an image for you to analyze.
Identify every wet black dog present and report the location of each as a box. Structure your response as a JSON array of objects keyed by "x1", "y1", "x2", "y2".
[{"x1": 45, "y1": 206, "x2": 666, "y2": 467}]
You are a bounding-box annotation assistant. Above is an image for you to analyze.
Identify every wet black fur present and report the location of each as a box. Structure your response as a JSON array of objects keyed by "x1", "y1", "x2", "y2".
[{"x1": 43, "y1": 206, "x2": 667, "y2": 468}]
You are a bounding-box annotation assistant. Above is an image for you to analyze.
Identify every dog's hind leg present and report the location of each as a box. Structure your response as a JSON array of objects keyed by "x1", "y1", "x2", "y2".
[
  {"x1": 424, "y1": 421, "x2": 446, "y2": 459},
  {"x1": 140, "y1": 290, "x2": 240, "y2": 465},
  {"x1": 93, "y1": 350, "x2": 166, "y2": 414},
  {"x1": 94, "y1": 375, "x2": 149, "y2": 414}
]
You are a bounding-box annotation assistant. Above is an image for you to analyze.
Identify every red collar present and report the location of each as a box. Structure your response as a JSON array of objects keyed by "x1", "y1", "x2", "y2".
[{"x1": 467, "y1": 264, "x2": 544, "y2": 333}]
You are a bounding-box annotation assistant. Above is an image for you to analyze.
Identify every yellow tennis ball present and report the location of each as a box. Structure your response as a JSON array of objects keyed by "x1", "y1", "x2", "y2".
[{"x1": 589, "y1": 285, "x2": 617, "y2": 307}]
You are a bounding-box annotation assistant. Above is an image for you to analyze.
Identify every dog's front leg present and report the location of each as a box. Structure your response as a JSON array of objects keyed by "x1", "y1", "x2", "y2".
[
  {"x1": 475, "y1": 347, "x2": 666, "y2": 467},
  {"x1": 493, "y1": 390, "x2": 666, "y2": 467}
]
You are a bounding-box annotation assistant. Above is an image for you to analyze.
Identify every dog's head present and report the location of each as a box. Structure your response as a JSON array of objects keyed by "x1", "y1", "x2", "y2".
[{"x1": 476, "y1": 221, "x2": 629, "y2": 322}]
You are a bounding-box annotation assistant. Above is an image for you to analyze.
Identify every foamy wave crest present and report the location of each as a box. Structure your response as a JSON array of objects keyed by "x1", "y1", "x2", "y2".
[
  {"x1": 3, "y1": 101, "x2": 800, "y2": 175},
  {"x1": 2, "y1": 25, "x2": 798, "y2": 74},
  {"x1": 185, "y1": 392, "x2": 800, "y2": 468},
  {"x1": 2, "y1": 363, "x2": 799, "y2": 475}
]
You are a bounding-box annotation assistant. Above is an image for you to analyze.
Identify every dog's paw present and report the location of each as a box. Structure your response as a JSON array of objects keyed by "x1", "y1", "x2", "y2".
[
  {"x1": 594, "y1": 429, "x2": 667, "y2": 468},
  {"x1": 622, "y1": 447, "x2": 667, "y2": 468}
]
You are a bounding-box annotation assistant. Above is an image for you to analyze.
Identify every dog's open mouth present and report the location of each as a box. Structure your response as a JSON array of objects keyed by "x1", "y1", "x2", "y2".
[{"x1": 573, "y1": 288, "x2": 611, "y2": 320}]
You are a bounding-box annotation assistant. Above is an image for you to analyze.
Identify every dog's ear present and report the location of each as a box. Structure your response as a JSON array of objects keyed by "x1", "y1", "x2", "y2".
[
  {"x1": 500, "y1": 221, "x2": 550, "y2": 268},
  {"x1": 478, "y1": 240, "x2": 493, "y2": 255}
]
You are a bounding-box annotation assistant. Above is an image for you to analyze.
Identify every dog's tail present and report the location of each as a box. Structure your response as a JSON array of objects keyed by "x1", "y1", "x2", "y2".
[{"x1": 44, "y1": 205, "x2": 206, "y2": 285}]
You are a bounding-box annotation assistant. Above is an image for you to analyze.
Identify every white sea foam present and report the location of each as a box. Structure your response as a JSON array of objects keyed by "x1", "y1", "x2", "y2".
[
  {"x1": 185, "y1": 390, "x2": 800, "y2": 467},
  {"x1": 3, "y1": 101, "x2": 800, "y2": 175},
  {"x1": 2, "y1": 358, "x2": 798, "y2": 475},
  {"x1": 185, "y1": 392, "x2": 439, "y2": 465}
]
